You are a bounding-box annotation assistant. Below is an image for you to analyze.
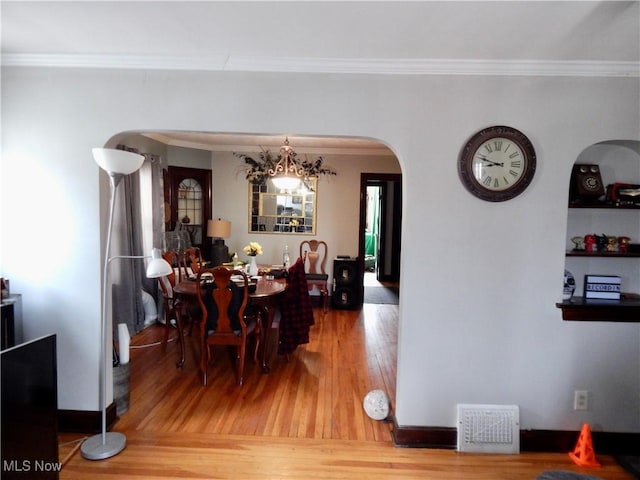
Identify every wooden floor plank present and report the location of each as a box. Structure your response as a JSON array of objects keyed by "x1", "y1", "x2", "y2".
[
  {"x1": 58, "y1": 304, "x2": 633, "y2": 479},
  {"x1": 60, "y1": 431, "x2": 634, "y2": 480}
]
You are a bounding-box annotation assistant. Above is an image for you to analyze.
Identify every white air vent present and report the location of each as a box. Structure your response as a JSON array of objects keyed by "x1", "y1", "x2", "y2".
[{"x1": 457, "y1": 404, "x2": 520, "y2": 454}]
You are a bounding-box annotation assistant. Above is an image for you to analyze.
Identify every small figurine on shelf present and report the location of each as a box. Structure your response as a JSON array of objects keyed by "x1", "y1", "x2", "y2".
[
  {"x1": 584, "y1": 234, "x2": 596, "y2": 253},
  {"x1": 571, "y1": 236, "x2": 585, "y2": 251},
  {"x1": 563, "y1": 270, "x2": 576, "y2": 301},
  {"x1": 606, "y1": 236, "x2": 617, "y2": 252},
  {"x1": 618, "y1": 236, "x2": 631, "y2": 253},
  {"x1": 595, "y1": 233, "x2": 608, "y2": 253}
]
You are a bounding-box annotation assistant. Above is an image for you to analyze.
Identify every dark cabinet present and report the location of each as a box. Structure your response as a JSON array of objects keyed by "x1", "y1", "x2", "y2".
[
  {"x1": 165, "y1": 166, "x2": 212, "y2": 259},
  {"x1": 1, "y1": 295, "x2": 22, "y2": 350},
  {"x1": 332, "y1": 257, "x2": 363, "y2": 310}
]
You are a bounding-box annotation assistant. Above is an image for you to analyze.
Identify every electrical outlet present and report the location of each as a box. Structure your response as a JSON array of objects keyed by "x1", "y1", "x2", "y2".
[{"x1": 574, "y1": 390, "x2": 589, "y2": 410}]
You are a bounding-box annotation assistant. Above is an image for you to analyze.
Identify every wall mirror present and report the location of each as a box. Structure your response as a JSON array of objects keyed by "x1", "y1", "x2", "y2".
[{"x1": 249, "y1": 178, "x2": 317, "y2": 234}]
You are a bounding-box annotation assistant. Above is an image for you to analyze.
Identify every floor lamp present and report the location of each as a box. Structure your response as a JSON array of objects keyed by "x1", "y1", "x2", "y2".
[{"x1": 81, "y1": 148, "x2": 172, "y2": 460}]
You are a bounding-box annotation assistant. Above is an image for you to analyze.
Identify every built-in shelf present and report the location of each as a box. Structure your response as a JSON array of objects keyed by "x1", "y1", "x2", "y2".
[
  {"x1": 566, "y1": 251, "x2": 640, "y2": 258},
  {"x1": 563, "y1": 149, "x2": 640, "y2": 323},
  {"x1": 564, "y1": 195, "x2": 640, "y2": 321},
  {"x1": 568, "y1": 202, "x2": 640, "y2": 210},
  {"x1": 556, "y1": 297, "x2": 640, "y2": 322}
]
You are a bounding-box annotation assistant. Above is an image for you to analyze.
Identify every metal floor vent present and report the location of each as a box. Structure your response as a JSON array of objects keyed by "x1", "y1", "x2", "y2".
[{"x1": 457, "y1": 404, "x2": 520, "y2": 454}]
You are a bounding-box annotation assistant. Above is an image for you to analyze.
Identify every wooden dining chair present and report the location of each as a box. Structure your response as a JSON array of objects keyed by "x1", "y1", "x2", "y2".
[
  {"x1": 175, "y1": 250, "x2": 195, "y2": 282},
  {"x1": 161, "y1": 250, "x2": 180, "y2": 287},
  {"x1": 184, "y1": 246, "x2": 204, "y2": 274},
  {"x1": 299, "y1": 240, "x2": 329, "y2": 312},
  {"x1": 158, "y1": 274, "x2": 187, "y2": 368},
  {"x1": 161, "y1": 250, "x2": 198, "y2": 352},
  {"x1": 195, "y1": 267, "x2": 261, "y2": 386}
]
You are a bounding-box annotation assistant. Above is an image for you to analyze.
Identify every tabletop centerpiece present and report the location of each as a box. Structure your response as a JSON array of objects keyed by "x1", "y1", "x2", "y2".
[{"x1": 243, "y1": 241, "x2": 263, "y2": 276}]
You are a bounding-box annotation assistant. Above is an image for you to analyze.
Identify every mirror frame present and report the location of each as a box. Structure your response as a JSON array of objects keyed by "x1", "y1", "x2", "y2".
[{"x1": 248, "y1": 177, "x2": 317, "y2": 234}]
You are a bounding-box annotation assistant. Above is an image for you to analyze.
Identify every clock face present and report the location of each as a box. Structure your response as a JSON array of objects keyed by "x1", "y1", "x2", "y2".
[
  {"x1": 471, "y1": 138, "x2": 526, "y2": 192},
  {"x1": 459, "y1": 126, "x2": 537, "y2": 202}
]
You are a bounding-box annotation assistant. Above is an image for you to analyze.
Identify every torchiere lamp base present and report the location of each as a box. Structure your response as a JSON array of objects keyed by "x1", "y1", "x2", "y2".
[{"x1": 80, "y1": 432, "x2": 126, "y2": 460}]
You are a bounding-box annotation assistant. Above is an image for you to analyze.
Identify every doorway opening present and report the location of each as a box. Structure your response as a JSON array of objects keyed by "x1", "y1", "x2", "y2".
[
  {"x1": 364, "y1": 185, "x2": 381, "y2": 274},
  {"x1": 359, "y1": 173, "x2": 402, "y2": 304}
]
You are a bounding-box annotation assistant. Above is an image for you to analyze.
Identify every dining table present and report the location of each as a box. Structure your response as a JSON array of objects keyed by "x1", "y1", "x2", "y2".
[{"x1": 172, "y1": 274, "x2": 286, "y2": 373}]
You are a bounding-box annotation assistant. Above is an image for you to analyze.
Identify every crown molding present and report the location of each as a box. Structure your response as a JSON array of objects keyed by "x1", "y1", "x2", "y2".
[
  {"x1": 2, "y1": 53, "x2": 639, "y2": 78},
  {"x1": 142, "y1": 132, "x2": 394, "y2": 156},
  {"x1": 0, "y1": 54, "x2": 229, "y2": 71}
]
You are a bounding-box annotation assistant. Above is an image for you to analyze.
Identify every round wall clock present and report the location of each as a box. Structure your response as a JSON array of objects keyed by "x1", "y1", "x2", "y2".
[{"x1": 458, "y1": 125, "x2": 537, "y2": 202}]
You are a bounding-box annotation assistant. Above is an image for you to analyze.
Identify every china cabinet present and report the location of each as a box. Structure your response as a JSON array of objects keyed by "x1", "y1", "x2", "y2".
[{"x1": 164, "y1": 166, "x2": 212, "y2": 257}]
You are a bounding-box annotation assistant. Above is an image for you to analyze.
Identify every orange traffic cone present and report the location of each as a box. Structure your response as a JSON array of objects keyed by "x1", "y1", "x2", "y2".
[{"x1": 568, "y1": 423, "x2": 600, "y2": 467}]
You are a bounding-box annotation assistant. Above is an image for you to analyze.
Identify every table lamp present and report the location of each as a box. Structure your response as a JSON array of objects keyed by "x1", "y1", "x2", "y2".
[{"x1": 208, "y1": 218, "x2": 231, "y2": 266}]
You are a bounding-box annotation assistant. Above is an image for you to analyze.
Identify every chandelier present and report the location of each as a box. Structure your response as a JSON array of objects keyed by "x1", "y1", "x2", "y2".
[
  {"x1": 268, "y1": 138, "x2": 305, "y2": 190},
  {"x1": 237, "y1": 137, "x2": 336, "y2": 190}
]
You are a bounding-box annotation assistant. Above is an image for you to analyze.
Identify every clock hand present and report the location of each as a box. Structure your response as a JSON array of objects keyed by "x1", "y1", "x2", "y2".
[
  {"x1": 477, "y1": 155, "x2": 504, "y2": 167},
  {"x1": 481, "y1": 159, "x2": 504, "y2": 167}
]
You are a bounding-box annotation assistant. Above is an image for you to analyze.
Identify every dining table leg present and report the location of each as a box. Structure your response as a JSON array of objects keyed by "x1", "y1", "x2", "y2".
[
  {"x1": 173, "y1": 299, "x2": 186, "y2": 369},
  {"x1": 253, "y1": 300, "x2": 277, "y2": 373}
]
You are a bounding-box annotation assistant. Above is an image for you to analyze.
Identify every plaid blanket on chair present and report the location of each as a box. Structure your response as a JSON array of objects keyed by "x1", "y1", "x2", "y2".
[{"x1": 278, "y1": 257, "x2": 315, "y2": 355}]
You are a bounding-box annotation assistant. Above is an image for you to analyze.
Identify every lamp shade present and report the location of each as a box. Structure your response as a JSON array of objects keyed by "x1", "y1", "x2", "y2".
[
  {"x1": 272, "y1": 175, "x2": 301, "y2": 190},
  {"x1": 207, "y1": 219, "x2": 231, "y2": 239},
  {"x1": 145, "y1": 248, "x2": 173, "y2": 278},
  {"x1": 93, "y1": 148, "x2": 144, "y2": 175}
]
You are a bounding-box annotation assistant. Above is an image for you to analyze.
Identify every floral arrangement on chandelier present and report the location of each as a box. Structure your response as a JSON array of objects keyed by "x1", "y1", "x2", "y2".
[
  {"x1": 235, "y1": 147, "x2": 336, "y2": 188},
  {"x1": 243, "y1": 241, "x2": 263, "y2": 257}
]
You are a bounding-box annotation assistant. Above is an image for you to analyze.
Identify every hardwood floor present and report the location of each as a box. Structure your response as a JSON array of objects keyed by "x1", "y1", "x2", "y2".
[{"x1": 59, "y1": 304, "x2": 633, "y2": 479}]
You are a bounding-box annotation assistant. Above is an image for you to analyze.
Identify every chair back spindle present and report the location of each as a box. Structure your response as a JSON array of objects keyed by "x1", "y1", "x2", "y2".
[{"x1": 299, "y1": 240, "x2": 329, "y2": 313}]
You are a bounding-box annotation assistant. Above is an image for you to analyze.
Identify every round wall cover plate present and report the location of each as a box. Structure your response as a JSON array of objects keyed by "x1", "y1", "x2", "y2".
[{"x1": 363, "y1": 389, "x2": 390, "y2": 420}]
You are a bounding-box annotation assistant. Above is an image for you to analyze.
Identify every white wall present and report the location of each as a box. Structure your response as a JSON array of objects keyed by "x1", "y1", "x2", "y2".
[
  {"x1": 1, "y1": 67, "x2": 638, "y2": 433},
  {"x1": 156, "y1": 144, "x2": 402, "y2": 275},
  {"x1": 207, "y1": 151, "x2": 399, "y2": 272},
  {"x1": 167, "y1": 145, "x2": 211, "y2": 170}
]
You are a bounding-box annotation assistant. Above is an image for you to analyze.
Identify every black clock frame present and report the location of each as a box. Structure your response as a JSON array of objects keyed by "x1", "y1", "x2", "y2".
[{"x1": 458, "y1": 125, "x2": 537, "y2": 202}]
